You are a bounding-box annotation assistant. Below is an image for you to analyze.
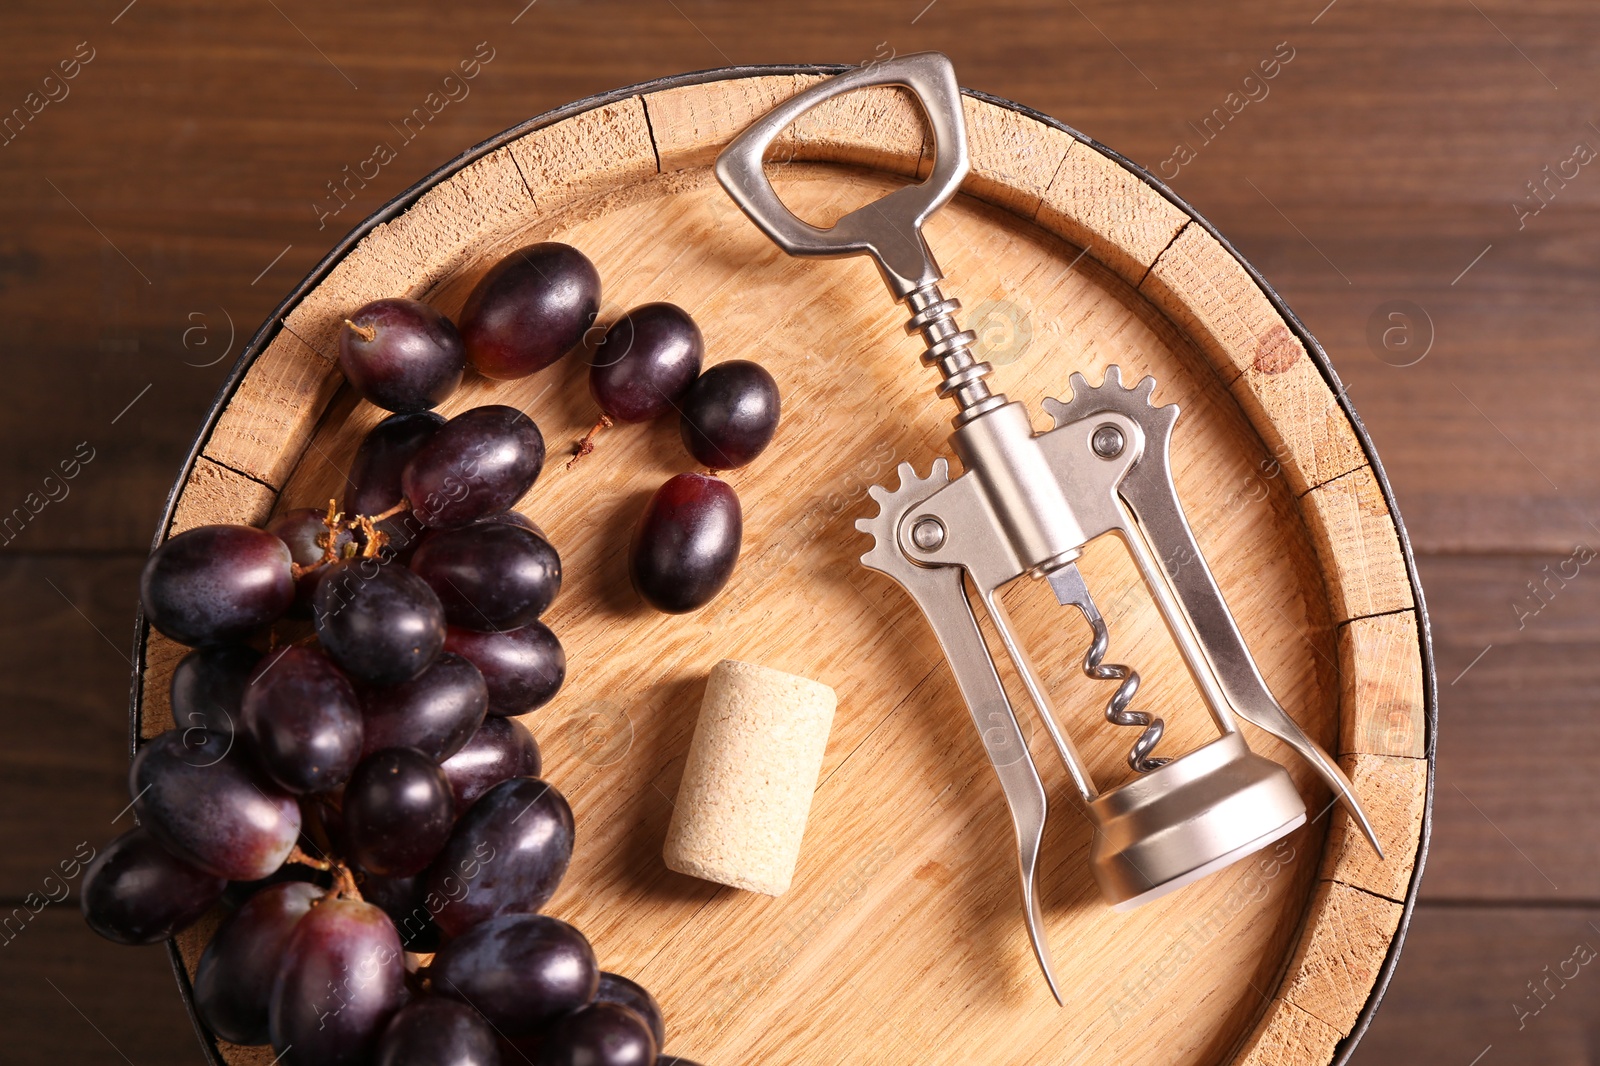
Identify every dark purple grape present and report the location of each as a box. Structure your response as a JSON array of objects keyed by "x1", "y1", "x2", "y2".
[
  {"x1": 141, "y1": 524, "x2": 295, "y2": 646},
  {"x1": 314, "y1": 560, "x2": 446, "y2": 685},
  {"x1": 132, "y1": 729, "x2": 302, "y2": 881},
  {"x1": 589, "y1": 303, "x2": 703, "y2": 424},
  {"x1": 270, "y1": 898, "x2": 407, "y2": 1066},
  {"x1": 308, "y1": 795, "x2": 348, "y2": 866},
  {"x1": 629, "y1": 474, "x2": 742, "y2": 614},
  {"x1": 376, "y1": 998, "x2": 500, "y2": 1066},
  {"x1": 444, "y1": 623, "x2": 565, "y2": 716},
  {"x1": 595, "y1": 973, "x2": 665, "y2": 1049},
  {"x1": 242, "y1": 646, "x2": 364, "y2": 794},
  {"x1": 411, "y1": 523, "x2": 561, "y2": 631},
  {"x1": 350, "y1": 411, "x2": 446, "y2": 515},
  {"x1": 377, "y1": 510, "x2": 433, "y2": 565},
  {"x1": 481, "y1": 509, "x2": 547, "y2": 538},
  {"x1": 340, "y1": 298, "x2": 465, "y2": 413},
  {"x1": 170, "y1": 644, "x2": 261, "y2": 740},
  {"x1": 537, "y1": 1003, "x2": 657, "y2": 1066},
  {"x1": 194, "y1": 881, "x2": 323, "y2": 1044},
  {"x1": 460, "y1": 243, "x2": 601, "y2": 380},
  {"x1": 432, "y1": 914, "x2": 597, "y2": 1036},
  {"x1": 427, "y1": 777, "x2": 573, "y2": 937},
  {"x1": 357, "y1": 870, "x2": 442, "y2": 953},
  {"x1": 221, "y1": 861, "x2": 329, "y2": 910},
  {"x1": 679, "y1": 360, "x2": 780, "y2": 469},
  {"x1": 402, "y1": 406, "x2": 546, "y2": 529},
  {"x1": 344, "y1": 749, "x2": 455, "y2": 877},
  {"x1": 80, "y1": 827, "x2": 226, "y2": 945},
  {"x1": 358, "y1": 652, "x2": 487, "y2": 761},
  {"x1": 439, "y1": 717, "x2": 542, "y2": 811}
]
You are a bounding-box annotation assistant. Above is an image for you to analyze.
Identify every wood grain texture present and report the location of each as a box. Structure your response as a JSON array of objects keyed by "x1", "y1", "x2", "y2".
[
  {"x1": 508, "y1": 97, "x2": 659, "y2": 216},
  {"x1": 0, "y1": 909, "x2": 199, "y2": 1063},
  {"x1": 139, "y1": 629, "x2": 186, "y2": 741},
  {"x1": 1236, "y1": 998, "x2": 1343, "y2": 1066},
  {"x1": 957, "y1": 95, "x2": 1071, "y2": 217},
  {"x1": 1141, "y1": 223, "x2": 1366, "y2": 496},
  {"x1": 199, "y1": 331, "x2": 341, "y2": 492},
  {"x1": 1279, "y1": 881, "x2": 1405, "y2": 1037},
  {"x1": 282, "y1": 148, "x2": 538, "y2": 361},
  {"x1": 1319, "y1": 754, "x2": 1428, "y2": 904},
  {"x1": 1353, "y1": 905, "x2": 1600, "y2": 1063},
  {"x1": 0, "y1": 557, "x2": 141, "y2": 897},
  {"x1": 1141, "y1": 222, "x2": 1299, "y2": 387},
  {"x1": 1038, "y1": 137, "x2": 1189, "y2": 286},
  {"x1": 644, "y1": 76, "x2": 928, "y2": 176},
  {"x1": 1338, "y1": 611, "x2": 1426, "y2": 759},
  {"x1": 1301, "y1": 468, "x2": 1414, "y2": 624},
  {"x1": 135, "y1": 81, "x2": 1422, "y2": 1066},
  {"x1": 1415, "y1": 553, "x2": 1597, "y2": 903},
  {"x1": 168, "y1": 457, "x2": 277, "y2": 536}
]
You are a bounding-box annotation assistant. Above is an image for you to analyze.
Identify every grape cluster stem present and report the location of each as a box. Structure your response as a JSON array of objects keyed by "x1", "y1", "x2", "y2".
[
  {"x1": 287, "y1": 844, "x2": 364, "y2": 903},
  {"x1": 566, "y1": 415, "x2": 613, "y2": 470}
]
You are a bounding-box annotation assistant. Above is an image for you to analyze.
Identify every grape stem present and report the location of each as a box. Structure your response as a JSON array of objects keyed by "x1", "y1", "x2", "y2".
[
  {"x1": 366, "y1": 498, "x2": 411, "y2": 523},
  {"x1": 286, "y1": 845, "x2": 364, "y2": 902},
  {"x1": 288, "y1": 497, "x2": 402, "y2": 583},
  {"x1": 343, "y1": 318, "x2": 377, "y2": 343},
  {"x1": 566, "y1": 414, "x2": 613, "y2": 470},
  {"x1": 287, "y1": 844, "x2": 331, "y2": 871}
]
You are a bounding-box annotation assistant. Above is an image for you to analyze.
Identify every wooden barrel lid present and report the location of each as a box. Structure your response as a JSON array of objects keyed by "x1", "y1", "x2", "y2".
[{"x1": 132, "y1": 65, "x2": 1433, "y2": 1066}]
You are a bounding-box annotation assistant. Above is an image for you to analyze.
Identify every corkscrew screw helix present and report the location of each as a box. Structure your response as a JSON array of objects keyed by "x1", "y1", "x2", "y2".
[{"x1": 716, "y1": 51, "x2": 1381, "y2": 1005}]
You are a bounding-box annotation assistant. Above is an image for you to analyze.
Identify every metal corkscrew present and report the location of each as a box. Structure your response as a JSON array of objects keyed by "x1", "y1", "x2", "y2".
[{"x1": 716, "y1": 52, "x2": 1381, "y2": 1004}]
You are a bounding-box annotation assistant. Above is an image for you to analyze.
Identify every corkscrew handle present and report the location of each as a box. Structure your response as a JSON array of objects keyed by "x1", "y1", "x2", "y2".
[{"x1": 714, "y1": 51, "x2": 969, "y2": 299}]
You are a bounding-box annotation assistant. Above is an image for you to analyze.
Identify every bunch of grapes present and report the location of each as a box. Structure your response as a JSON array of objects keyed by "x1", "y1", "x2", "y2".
[{"x1": 82, "y1": 243, "x2": 701, "y2": 1065}]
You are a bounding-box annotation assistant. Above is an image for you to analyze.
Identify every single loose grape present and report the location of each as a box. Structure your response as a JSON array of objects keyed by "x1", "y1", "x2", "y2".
[
  {"x1": 678, "y1": 359, "x2": 780, "y2": 469},
  {"x1": 589, "y1": 303, "x2": 703, "y2": 424},
  {"x1": 629, "y1": 474, "x2": 742, "y2": 614},
  {"x1": 459, "y1": 243, "x2": 601, "y2": 380},
  {"x1": 339, "y1": 298, "x2": 465, "y2": 413}
]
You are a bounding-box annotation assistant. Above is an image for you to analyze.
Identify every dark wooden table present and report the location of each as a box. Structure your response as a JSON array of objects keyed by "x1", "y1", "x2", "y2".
[{"x1": 1, "y1": 1, "x2": 1591, "y2": 1061}]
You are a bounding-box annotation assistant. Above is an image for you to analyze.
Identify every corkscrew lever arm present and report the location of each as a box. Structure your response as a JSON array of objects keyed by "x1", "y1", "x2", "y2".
[{"x1": 858, "y1": 462, "x2": 1063, "y2": 1004}]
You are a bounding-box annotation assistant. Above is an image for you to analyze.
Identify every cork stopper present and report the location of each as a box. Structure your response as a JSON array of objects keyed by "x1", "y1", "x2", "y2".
[{"x1": 662, "y1": 659, "x2": 838, "y2": 896}]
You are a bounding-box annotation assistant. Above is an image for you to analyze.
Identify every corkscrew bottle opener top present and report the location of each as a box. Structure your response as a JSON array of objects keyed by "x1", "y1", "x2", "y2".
[{"x1": 716, "y1": 51, "x2": 1381, "y2": 1005}]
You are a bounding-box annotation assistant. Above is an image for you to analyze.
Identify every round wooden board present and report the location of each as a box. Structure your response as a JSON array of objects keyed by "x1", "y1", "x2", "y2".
[{"x1": 134, "y1": 70, "x2": 1432, "y2": 1066}]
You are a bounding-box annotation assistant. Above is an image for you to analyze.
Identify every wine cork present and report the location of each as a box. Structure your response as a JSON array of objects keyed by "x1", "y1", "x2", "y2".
[{"x1": 663, "y1": 659, "x2": 837, "y2": 896}]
